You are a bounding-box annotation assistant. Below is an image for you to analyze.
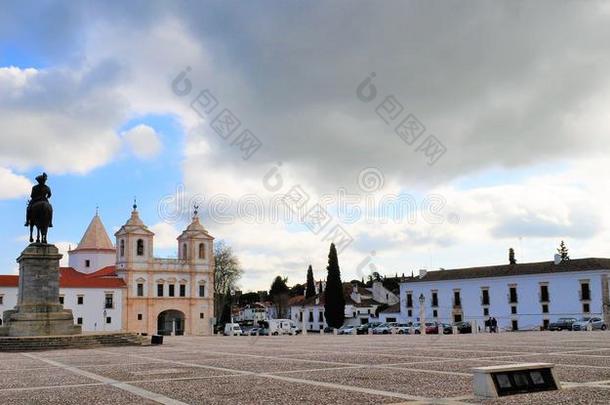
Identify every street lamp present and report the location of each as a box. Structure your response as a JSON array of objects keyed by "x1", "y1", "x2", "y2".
[{"x1": 418, "y1": 293, "x2": 426, "y2": 335}]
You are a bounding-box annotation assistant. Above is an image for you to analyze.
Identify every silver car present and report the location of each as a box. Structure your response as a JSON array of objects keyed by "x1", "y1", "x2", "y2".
[{"x1": 572, "y1": 317, "x2": 607, "y2": 331}]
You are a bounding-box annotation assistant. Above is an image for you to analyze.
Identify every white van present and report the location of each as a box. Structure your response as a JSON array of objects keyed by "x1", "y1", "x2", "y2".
[
  {"x1": 261, "y1": 319, "x2": 297, "y2": 335},
  {"x1": 223, "y1": 323, "x2": 243, "y2": 336}
]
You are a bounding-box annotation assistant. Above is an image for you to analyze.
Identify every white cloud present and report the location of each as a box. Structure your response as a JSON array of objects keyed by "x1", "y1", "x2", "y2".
[
  {"x1": 122, "y1": 124, "x2": 162, "y2": 159},
  {"x1": 149, "y1": 222, "x2": 180, "y2": 250},
  {"x1": 0, "y1": 167, "x2": 32, "y2": 200},
  {"x1": 55, "y1": 241, "x2": 77, "y2": 267}
]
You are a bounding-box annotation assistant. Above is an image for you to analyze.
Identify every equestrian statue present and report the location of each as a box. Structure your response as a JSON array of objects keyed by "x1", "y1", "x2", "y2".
[{"x1": 24, "y1": 172, "x2": 53, "y2": 244}]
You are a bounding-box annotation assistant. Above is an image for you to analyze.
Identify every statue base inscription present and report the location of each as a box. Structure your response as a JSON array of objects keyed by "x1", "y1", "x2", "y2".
[{"x1": 0, "y1": 244, "x2": 81, "y2": 337}]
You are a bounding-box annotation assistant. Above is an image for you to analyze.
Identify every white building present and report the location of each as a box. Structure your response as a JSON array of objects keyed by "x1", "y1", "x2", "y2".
[
  {"x1": 289, "y1": 281, "x2": 399, "y2": 330},
  {"x1": 398, "y1": 257, "x2": 610, "y2": 331},
  {"x1": 1, "y1": 214, "x2": 125, "y2": 331},
  {"x1": 1, "y1": 206, "x2": 215, "y2": 336}
]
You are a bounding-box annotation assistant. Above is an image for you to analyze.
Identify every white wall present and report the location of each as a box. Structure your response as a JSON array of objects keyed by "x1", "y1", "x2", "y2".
[
  {"x1": 69, "y1": 250, "x2": 116, "y2": 274},
  {"x1": 0, "y1": 286, "x2": 123, "y2": 332},
  {"x1": 399, "y1": 270, "x2": 609, "y2": 331}
]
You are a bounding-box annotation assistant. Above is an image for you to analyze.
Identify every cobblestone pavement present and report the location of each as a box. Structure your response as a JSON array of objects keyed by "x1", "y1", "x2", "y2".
[{"x1": 1, "y1": 331, "x2": 610, "y2": 404}]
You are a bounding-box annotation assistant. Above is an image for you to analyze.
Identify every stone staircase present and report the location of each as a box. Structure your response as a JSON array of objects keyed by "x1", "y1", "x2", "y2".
[{"x1": 0, "y1": 332, "x2": 150, "y2": 352}]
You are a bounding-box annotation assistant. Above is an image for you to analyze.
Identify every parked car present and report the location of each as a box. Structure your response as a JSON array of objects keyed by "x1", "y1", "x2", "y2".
[
  {"x1": 356, "y1": 322, "x2": 381, "y2": 334},
  {"x1": 323, "y1": 326, "x2": 335, "y2": 333},
  {"x1": 338, "y1": 325, "x2": 355, "y2": 335},
  {"x1": 248, "y1": 327, "x2": 261, "y2": 336},
  {"x1": 548, "y1": 317, "x2": 577, "y2": 331},
  {"x1": 572, "y1": 317, "x2": 607, "y2": 331},
  {"x1": 424, "y1": 322, "x2": 441, "y2": 334},
  {"x1": 440, "y1": 323, "x2": 453, "y2": 334},
  {"x1": 223, "y1": 323, "x2": 243, "y2": 336},
  {"x1": 393, "y1": 323, "x2": 411, "y2": 334},
  {"x1": 453, "y1": 321, "x2": 472, "y2": 334},
  {"x1": 259, "y1": 319, "x2": 298, "y2": 335},
  {"x1": 373, "y1": 322, "x2": 398, "y2": 334}
]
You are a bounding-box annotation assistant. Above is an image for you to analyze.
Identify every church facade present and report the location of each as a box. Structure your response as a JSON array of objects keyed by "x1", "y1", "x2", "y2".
[{"x1": 0, "y1": 205, "x2": 215, "y2": 336}]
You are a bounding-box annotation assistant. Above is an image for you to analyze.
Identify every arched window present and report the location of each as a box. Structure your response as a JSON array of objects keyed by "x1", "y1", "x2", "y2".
[
  {"x1": 137, "y1": 239, "x2": 144, "y2": 256},
  {"x1": 198, "y1": 243, "x2": 205, "y2": 259},
  {"x1": 182, "y1": 243, "x2": 188, "y2": 260},
  {"x1": 120, "y1": 240, "x2": 125, "y2": 257}
]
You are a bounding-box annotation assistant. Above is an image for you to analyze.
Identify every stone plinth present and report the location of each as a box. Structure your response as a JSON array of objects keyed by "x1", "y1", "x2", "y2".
[{"x1": 0, "y1": 244, "x2": 81, "y2": 337}]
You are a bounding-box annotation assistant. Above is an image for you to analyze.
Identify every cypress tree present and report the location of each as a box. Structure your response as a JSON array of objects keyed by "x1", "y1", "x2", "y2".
[
  {"x1": 305, "y1": 265, "x2": 316, "y2": 298},
  {"x1": 324, "y1": 243, "x2": 345, "y2": 328},
  {"x1": 509, "y1": 248, "x2": 516, "y2": 265},
  {"x1": 557, "y1": 241, "x2": 570, "y2": 261}
]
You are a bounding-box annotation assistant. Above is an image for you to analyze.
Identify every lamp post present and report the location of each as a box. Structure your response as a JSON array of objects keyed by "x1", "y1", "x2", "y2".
[
  {"x1": 103, "y1": 309, "x2": 107, "y2": 332},
  {"x1": 419, "y1": 293, "x2": 426, "y2": 335}
]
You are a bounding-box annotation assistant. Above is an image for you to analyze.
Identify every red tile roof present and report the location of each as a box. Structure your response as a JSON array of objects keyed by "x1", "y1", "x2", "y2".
[
  {"x1": 0, "y1": 267, "x2": 126, "y2": 288},
  {"x1": 0, "y1": 275, "x2": 18, "y2": 287}
]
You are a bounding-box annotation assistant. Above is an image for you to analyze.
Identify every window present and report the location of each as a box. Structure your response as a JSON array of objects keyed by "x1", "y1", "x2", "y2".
[
  {"x1": 199, "y1": 285, "x2": 205, "y2": 297},
  {"x1": 105, "y1": 293, "x2": 113, "y2": 309},
  {"x1": 137, "y1": 239, "x2": 144, "y2": 256},
  {"x1": 483, "y1": 307, "x2": 489, "y2": 316},
  {"x1": 319, "y1": 311, "x2": 324, "y2": 321},
  {"x1": 453, "y1": 291, "x2": 461, "y2": 307},
  {"x1": 168, "y1": 284, "x2": 175, "y2": 297},
  {"x1": 137, "y1": 313, "x2": 143, "y2": 320},
  {"x1": 543, "y1": 319, "x2": 550, "y2": 329},
  {"x1": 179, "y1": 284, "x2": 186, "y2": 297},
  {"x1": 198, "y1": 243, "x2": 205, "y2": 259},
  {"x1": 120, "y1": 239, "x2": 125, "y2": 257},
  {"x1": 407, "y1": 309, "x2": 412, "y2": 317},
  {"x1": 58, "y1": 296, "x2": 64, "y2": 305},
  {"x1": 454, "y1": 314, "x2": 462, "y2": 323},
  {"x1": 431, "y1": 291, "x2": 438, "y2": 307},
  {"x1": 0, "y1": 295, "x2": 4, "y2": 305},
  {"x1": 200, "y1": 313, "x2": 204, "y2": 319},
  {"x1": 481, "y1": 289, "x2": 490, "y2": 306},
  {"x1": 157, "y1": 284, "x2": 164, "y2": 297},
  {"x1": 406, "y1": 293, "x2": 413, "y2": 308},
  {"x1": 581, "y1": 282, "x2": 591, "y2": 301},
  {"x1": 308, "y1": 312, "x2": 314, "y2": 322},
  {"x1": 106, "y1": 317, "x2": 112, "y2": 324},
  {"x1": 0, "y1": 318, "x2": 2, "y2": 326},
  {"x1": 137, "y1": 283, "x2": 144, "y2": 297},
  {"x1": 77, "y1": 317, "x2": 83, "y2": 325},
  {"x1": 540, "y1": 285, "x2": 549, "y2": 302},
  {"x1": 509, "y1": 286, "x2": 518, "y2": 303},
  {"x1": 182, "y1": 243, "x2": 188, "y2": 260},
  {"x1": 77, "y1": 295, "x2": 84, "y2": 305},
  {"x1": 85, "y1": 259, "x2": 90, "y2": 268},
  {"x1": 433, "y1": 309, "x2": 438, "y2": 318},
  {"x1": 542, "y1": 304, "x2": 549, "y2": 314},
  {"x1": 583, "y1": 303, "x2": 590, "y2": 313},
  {"x1": 512, "y1": 320, "x2": 519, "y2": 331},
  {"x1": 511, "y1": 305, "x2": 517, "y2": 314}
]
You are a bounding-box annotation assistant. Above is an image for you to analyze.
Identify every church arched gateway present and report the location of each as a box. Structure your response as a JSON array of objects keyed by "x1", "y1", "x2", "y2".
[{"x1": 157, "y1": 309, "x2": 186, "y2": 336}]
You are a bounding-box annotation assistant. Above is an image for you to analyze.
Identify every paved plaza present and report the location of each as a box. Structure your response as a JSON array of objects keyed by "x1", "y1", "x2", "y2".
[{"x1": 1, "y1": 332, "x2": 610, "y2": 404}]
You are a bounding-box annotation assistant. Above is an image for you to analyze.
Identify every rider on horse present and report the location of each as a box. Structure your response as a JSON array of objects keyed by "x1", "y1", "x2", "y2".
[{"x1": 25, "y1": 172, "x2": 53, "y2": 228}]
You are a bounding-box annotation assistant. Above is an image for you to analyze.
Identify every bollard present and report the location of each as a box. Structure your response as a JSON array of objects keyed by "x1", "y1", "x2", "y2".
[
  {"x1": 587, "y1": 324, "x2": 593, "y2": 332},
  {"x1": 352, "y1": 327, "x2": 357, "y2": 335},
  {"x1": 453, "y1": 326, "x2": 458, "y2": 335},
  {"x1": 471, "y1": 320, "x2": 478, "y2": 334},
  {"x1": 368, "y1": 328, "x2": 373, "y2": 335},
  {"x1": 333, "y1": 328, "x2": 338, "y2": 336}
]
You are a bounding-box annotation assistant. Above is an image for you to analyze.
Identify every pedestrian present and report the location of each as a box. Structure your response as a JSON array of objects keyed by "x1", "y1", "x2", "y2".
[{"x1": 491, "y1": 317, "x2": 498, "y2": 333}]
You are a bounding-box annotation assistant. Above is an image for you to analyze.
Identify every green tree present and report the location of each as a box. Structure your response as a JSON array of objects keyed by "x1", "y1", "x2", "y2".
[
  {"x1": 557, "y1": 240, "x2": 570, "y2": 261},
  {"x1": 305, "y1": 265, "x2": 316, "y2": 298},
  {"x1": 324, "y1": 243, "x2": 345, "y2": 328},
  {"x1": 214, "y1": 241, "x2": 243, "y2": 324},
  {"x1": 270, "y1": 276, "x2": 290, "y2": 318},
  {"x1": 289, "y1": 283, "x2": 305, "y2": 297}
]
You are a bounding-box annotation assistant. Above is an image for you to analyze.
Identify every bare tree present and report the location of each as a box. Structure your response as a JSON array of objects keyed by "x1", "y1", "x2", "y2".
[{"x1": 214, "y1": 241, "x2": 243, "y2": 323}]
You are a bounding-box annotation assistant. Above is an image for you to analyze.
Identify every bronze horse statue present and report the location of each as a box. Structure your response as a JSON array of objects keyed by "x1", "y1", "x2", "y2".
[{"x1": 25, "y1": 173, "x2": 54, "y2": 244}]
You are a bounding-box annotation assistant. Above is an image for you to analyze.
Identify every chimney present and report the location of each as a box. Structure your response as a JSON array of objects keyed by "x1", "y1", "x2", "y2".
[
  {"x1": 554, "y1": 254, "x2": 562, "y2": 265},
  {"x1": 419, "y1": 269, "x2": 428, "y2": 279}
]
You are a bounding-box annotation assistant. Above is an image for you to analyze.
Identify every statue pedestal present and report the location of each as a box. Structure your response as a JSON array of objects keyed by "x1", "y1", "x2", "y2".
[{"x1": 0, "y1": 244, "x2": 81, "y2": 336}]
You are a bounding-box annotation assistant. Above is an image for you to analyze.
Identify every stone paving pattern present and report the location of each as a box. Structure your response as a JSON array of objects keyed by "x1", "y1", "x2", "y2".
[{"x1": 1, "y1": 331, "x2": 610, "y2": 404}]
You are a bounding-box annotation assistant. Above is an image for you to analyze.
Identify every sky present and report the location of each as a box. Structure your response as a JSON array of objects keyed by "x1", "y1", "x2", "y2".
[{"x1": 1, "y1": 1, "x2": 610, "y2": 291}]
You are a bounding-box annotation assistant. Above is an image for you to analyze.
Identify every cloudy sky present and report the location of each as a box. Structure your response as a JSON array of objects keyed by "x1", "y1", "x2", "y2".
[{"x1": 1, "y1": 1, "x2": 610, "y2": 291}]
